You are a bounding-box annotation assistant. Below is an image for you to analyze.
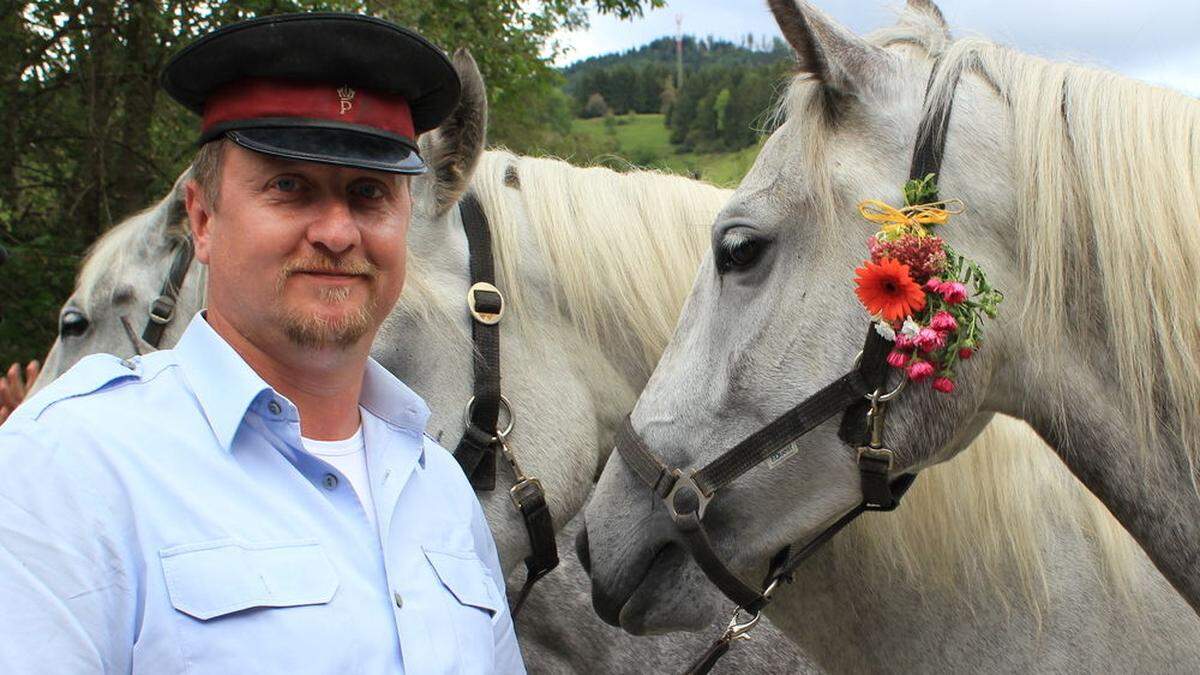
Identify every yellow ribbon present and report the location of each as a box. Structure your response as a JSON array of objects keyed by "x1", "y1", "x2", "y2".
[{"x1": 858, "y1": 199, "x2": 965, "y2": 238}]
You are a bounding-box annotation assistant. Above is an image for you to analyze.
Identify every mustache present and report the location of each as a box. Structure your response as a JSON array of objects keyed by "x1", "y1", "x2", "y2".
[{"x1": 280, "y1": 255, "x2": 377, "y2": 277}]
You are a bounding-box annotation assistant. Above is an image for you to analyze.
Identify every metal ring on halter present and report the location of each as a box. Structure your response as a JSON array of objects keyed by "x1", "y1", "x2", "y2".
[
  {"x1": 852, "y1": 351, "x2": 907, "y2": 402},
  {"x1": 463, "y1": 394, "x2": 515, "y2": 440},
  {"x1": 724, "y1": 607, "x2": 762, "y2": 641}
]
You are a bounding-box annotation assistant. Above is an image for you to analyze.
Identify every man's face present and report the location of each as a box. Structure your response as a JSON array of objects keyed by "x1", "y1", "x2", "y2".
[{"x1": 187, "y1": 143, "x2": 412, "y2": 352}]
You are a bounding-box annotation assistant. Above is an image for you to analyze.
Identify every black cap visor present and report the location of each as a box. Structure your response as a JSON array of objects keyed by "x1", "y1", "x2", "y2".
[{"x1": 223, "y1": 124, "x2": 425, "y2": 175}]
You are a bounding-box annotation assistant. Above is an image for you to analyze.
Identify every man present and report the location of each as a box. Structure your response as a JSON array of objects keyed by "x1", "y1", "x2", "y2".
[{"x1": 0, "y1": 13, "x2": 524, "y2": 673}]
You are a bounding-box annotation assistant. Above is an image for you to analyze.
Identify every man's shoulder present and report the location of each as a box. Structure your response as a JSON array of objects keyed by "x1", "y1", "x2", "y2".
[{"x1": 13, "y1": 351, "x2": 179, "y2": 423}]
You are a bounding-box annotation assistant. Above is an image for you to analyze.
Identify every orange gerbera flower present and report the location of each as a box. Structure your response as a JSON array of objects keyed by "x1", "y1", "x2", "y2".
[{"x1": 854, "y1": 258, "x2": 926, "y2": 322}]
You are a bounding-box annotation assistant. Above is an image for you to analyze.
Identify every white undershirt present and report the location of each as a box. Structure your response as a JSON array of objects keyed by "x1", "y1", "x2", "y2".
[{"x1": 301, "y1": 423, "x2": 377, "y2": 531}]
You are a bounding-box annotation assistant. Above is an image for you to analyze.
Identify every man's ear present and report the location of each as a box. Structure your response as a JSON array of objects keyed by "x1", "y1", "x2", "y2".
[{"x1": 184, "y1": 180, "x2": 214, "y2": 265}]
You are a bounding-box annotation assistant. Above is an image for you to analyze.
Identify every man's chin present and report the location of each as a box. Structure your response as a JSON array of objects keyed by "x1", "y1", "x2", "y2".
[{"x1": 278, "y1": 308, "x2": 375, "y2": 350}]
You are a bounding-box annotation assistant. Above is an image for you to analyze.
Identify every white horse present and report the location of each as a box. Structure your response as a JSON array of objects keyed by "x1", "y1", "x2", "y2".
[
  {"x1": 582, "y1": 1, "x2": 1200, "y2": 671},
  {"x1": 31, "y1": 51, "x2": 813, "y2": 673}
]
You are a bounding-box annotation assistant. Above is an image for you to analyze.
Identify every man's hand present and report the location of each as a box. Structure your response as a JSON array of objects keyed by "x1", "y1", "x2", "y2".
[{"x1": 0, "y1": 361, "x2": 40, "y2": 425}]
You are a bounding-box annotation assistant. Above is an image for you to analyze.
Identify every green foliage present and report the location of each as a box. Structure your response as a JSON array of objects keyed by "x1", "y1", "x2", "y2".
[
  {"x1": 0, "y1": 0, "x2": 661, "y2": 365},
  {"x1": 570, "y1": 113, "x2": 763, "y2": 187}
]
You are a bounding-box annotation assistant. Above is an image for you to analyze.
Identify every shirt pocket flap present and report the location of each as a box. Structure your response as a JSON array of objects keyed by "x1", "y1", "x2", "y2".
[
  {"x1": 160, "y1": 538, "x2": 339, "y2": 621},
  {"x1": 423, "y1": 547, "x2": 501, "y2": 615}
]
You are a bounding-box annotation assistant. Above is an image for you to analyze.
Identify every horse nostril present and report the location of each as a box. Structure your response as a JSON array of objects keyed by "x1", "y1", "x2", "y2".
[{"x1": 575, "y1": 528, "x2": 592, "y2": 575}]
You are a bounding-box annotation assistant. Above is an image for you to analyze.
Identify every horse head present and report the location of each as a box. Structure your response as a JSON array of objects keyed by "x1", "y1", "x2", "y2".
[{"x1": 581, "y1": 0, "x2": 1200, "y2": 635}]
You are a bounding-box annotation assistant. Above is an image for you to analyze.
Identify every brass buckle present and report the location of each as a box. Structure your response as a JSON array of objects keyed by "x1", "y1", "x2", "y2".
[
  {"x1": 509, "y1": 477, "x2": 543, "y2": 509},
  {"x1": 467, "y1": 282, "x2": 504, "y2": 325}
]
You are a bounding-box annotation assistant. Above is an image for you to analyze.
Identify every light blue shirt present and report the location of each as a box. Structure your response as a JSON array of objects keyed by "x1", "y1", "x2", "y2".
[{"x1": 0, "y1": 314, "x2": 525, "y2": 674}]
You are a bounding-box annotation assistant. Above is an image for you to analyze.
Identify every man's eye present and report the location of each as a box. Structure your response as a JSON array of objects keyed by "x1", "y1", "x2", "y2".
[
  {"x1": 351, "y1": 183, "x2": 385, "y2": 200},
  {"x1": 270, "y1": 177, "x2": 301, "y2": 192}
]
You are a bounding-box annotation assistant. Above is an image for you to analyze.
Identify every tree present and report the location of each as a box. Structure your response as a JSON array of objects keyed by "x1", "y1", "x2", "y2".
[{"x1": 582, "y1": 92, "x2": 611, "y2": 119}]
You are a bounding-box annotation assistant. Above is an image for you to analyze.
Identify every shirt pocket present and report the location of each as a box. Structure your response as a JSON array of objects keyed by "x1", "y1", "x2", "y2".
[
  {"x1": 423, "y1": 547, "x2": 502, "y2": 672},
  {"x1": 160, "y1": 538, "x2": 338, "y2": 620}
]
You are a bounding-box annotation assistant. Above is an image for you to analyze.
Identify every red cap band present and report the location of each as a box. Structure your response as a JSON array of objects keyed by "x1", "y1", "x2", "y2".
[{"x1": 202, "y1": 77, "x2": 415, "y2": 140}]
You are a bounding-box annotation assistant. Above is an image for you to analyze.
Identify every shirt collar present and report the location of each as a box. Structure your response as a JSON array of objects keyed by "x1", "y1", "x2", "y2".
[{"x1": 172, "y1": 314, "x2": 432, "y2": 453}]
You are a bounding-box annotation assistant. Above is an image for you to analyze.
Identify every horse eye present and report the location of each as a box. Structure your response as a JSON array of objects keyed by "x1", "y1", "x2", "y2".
[
  {"x1": 60, "y1": 309, "x2": 90, "y2": 337},
  {"x1": 716, "y1": 231, "x2": 767, "y2": 274}
]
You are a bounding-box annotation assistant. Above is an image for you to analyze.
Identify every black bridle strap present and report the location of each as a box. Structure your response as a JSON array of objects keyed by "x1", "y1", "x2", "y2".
[
  {"x1": 142, "y1": 237, "x2": 194, "y2": 348},
  {"x1": 616, "y1": 329, "x2": 891, "y2": 501},
  {"x1": 451, "y1": 194, "x2": 559, "y2": 617},
  {"x1": 509, "y1": 479, "x2": 559, "y2": 616},
  {"x1": 695, "y1": 329, "x2": 891, "y2": 495},
  {"x1": 454, "y1": 194, "x2": 502, "y2": 491}
]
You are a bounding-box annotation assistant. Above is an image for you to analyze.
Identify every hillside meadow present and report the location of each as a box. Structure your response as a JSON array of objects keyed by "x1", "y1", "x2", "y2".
[{"x1": 569, "y1": 113, "x2": 762, "y2": 188}]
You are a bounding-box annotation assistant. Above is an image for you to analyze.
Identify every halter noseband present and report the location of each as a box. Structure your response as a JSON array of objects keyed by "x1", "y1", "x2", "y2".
[{"x1": 613, "y1": 59, "x2": 960, "y2": 673}]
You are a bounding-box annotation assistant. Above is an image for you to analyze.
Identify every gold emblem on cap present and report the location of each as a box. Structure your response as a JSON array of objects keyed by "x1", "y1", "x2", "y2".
[{"x1": 337, "y1": 86, "x2": 356, "y2": 115}]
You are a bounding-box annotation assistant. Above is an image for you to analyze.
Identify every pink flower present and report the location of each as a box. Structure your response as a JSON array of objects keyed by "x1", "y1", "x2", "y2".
[
  {"x1": 932, "y1": 376, "x2": 956, "y2": 393},
  {"x1": 895, "y1": 334, "x2": 916, "y2": 350},
  {"x1": 940, "y1": 281, "x2": 968, "y2": 304},
  {"x1": 887, "y1": 349, "x2": 910, "y2": 368},
  {"x1": 924, "y1": 277, "x2": 943, "y2": 293},
  {"x1": 916, "y1": 327, "x2": 946, "y2": 353},
  {"x1": 930, "y1": 310, "x2": 958, "y2": 333},
  {"x1": 907, "y1": 360, "x2": 935, "y2": 381},
  {"x1": 958, "y1": 347, "x2": 975, "y2": 360}
]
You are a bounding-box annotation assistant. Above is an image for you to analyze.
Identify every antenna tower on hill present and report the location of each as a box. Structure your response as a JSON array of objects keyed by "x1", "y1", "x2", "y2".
[{"x1": 675, "y1": 14, "x2": 685, "y2": 90}]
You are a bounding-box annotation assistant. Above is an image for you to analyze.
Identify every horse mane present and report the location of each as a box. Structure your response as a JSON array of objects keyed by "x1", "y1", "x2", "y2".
[
  {"x1": 771, "y1": 19, "x2": 1173, "y2": 617},
  {"x1": 469, "y1": 149, "x2": 731, "y2": 378}
]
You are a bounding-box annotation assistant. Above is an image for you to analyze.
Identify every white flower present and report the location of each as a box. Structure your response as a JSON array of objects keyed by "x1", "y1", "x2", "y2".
[
  {"x1": 901, "y1": 318, "x2": 921, "y2": 338},
  {"x1": 874, "y1": 320, "x2": 896, "y2": 341}
]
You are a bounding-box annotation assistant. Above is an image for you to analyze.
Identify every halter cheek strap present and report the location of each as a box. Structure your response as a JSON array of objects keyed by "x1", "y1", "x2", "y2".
[{"x1": 453, "y1": 194, "x2": 559, "y2": 617}]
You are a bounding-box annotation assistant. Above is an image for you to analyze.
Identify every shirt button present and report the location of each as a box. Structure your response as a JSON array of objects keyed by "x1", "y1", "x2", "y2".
[
  {"x1": 323, "y1": 473, "x2": 338, "y2": 490},
  {"x1": 394, "y1": 591, "x2": 403, "y2": 609},
  {"x1": 267, "y1": 400, "x2": 282, "y2": 415}
]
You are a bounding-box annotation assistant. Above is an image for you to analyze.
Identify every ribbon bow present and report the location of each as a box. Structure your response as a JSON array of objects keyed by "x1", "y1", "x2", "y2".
[{"x1": 858, "y1": 199, "x2": 964, "y2": 239}]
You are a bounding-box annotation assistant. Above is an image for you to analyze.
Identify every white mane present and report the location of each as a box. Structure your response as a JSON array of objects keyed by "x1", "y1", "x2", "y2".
[{"x1": 470, "y1": 150, "x2": 731, "y2": 378}]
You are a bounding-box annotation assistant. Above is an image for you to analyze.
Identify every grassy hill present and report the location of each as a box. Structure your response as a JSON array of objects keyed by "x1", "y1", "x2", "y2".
[{"x1": 570, "y1": 113, "x2": 761, "y2": 188}]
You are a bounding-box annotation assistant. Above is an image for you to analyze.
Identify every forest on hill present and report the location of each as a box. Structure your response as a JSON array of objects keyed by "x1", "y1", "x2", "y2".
[{"x1": 560, "y1": 35, "x2": 793, "y2": 154}]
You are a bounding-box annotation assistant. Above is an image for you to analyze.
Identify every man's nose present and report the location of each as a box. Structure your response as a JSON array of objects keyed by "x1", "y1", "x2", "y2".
[{"x1": 306, "y1": 199, "x2": 361, "y2": 255}]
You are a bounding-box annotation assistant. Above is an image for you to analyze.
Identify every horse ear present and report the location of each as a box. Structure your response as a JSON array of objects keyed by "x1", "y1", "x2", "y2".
[
  {"x1": 420, "y1": 48, "x2": 488, "y2": 214},
  {"x1": 767, "y1": 0, "x2": 893, "y2": 98},
  {"x1": 900, "y1": 0, "x2": 951, "y2": 39}
]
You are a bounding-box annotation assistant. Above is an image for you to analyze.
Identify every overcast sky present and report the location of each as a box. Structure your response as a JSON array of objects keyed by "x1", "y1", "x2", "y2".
[{"x1": 554, "y1": 0, "x2": 1200, "y2": 97}]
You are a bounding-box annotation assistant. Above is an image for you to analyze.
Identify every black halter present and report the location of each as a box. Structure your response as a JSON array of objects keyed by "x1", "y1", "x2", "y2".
[
  {"x1": 121, "y1": 236, "x2": 195, "y2": 355},
  {"x1": 613, "y1": 61, "x2": 960, "y2": 674},
  {"x1": 453, "y1": 194, "x2": 559, "y2": 617}
]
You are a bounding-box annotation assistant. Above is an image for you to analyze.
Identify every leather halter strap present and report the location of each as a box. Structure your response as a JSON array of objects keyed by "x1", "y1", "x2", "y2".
[
  {"x1": 452, "y1": 194, "x2": 559, "y2": 617},
  {"x1": 142, "y1": 236, "x2": 195, "y2": 348},
  {"x1": 613, "y1": 59, "x2": 962, "y2": 655}
]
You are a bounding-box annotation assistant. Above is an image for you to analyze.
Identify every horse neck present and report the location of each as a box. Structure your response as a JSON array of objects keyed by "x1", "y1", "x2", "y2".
[
  {"x1": 764, "y1": 461, "x2": 1200, "y2": 671},
  {"x1": 1003, "y1": 351, "x2": 1200, "y2": 616}
]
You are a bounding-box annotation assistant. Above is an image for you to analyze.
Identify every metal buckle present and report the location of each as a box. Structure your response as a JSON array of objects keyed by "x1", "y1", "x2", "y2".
[
  {"x1": 509, "y1": 477, "x2": 544, "y2": 509},
  {"x1": 462, "y1": 394, "x2": 514, "y2": 440},
  {"x1": 857, "y1": 446, "x2": 894, "y2": 471},
  {"x1": 467, "y1": 282, "x2": 504, "y2": 325},
  {"x1": 147, "y1": 296, "x2": 174, "y2": 325},
  {"x1": 665, "y1": 471, "x2": 712, "y2": 522},
  {"x1": 852, "y1": 350, "x2": 907, "y2": 402}
]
